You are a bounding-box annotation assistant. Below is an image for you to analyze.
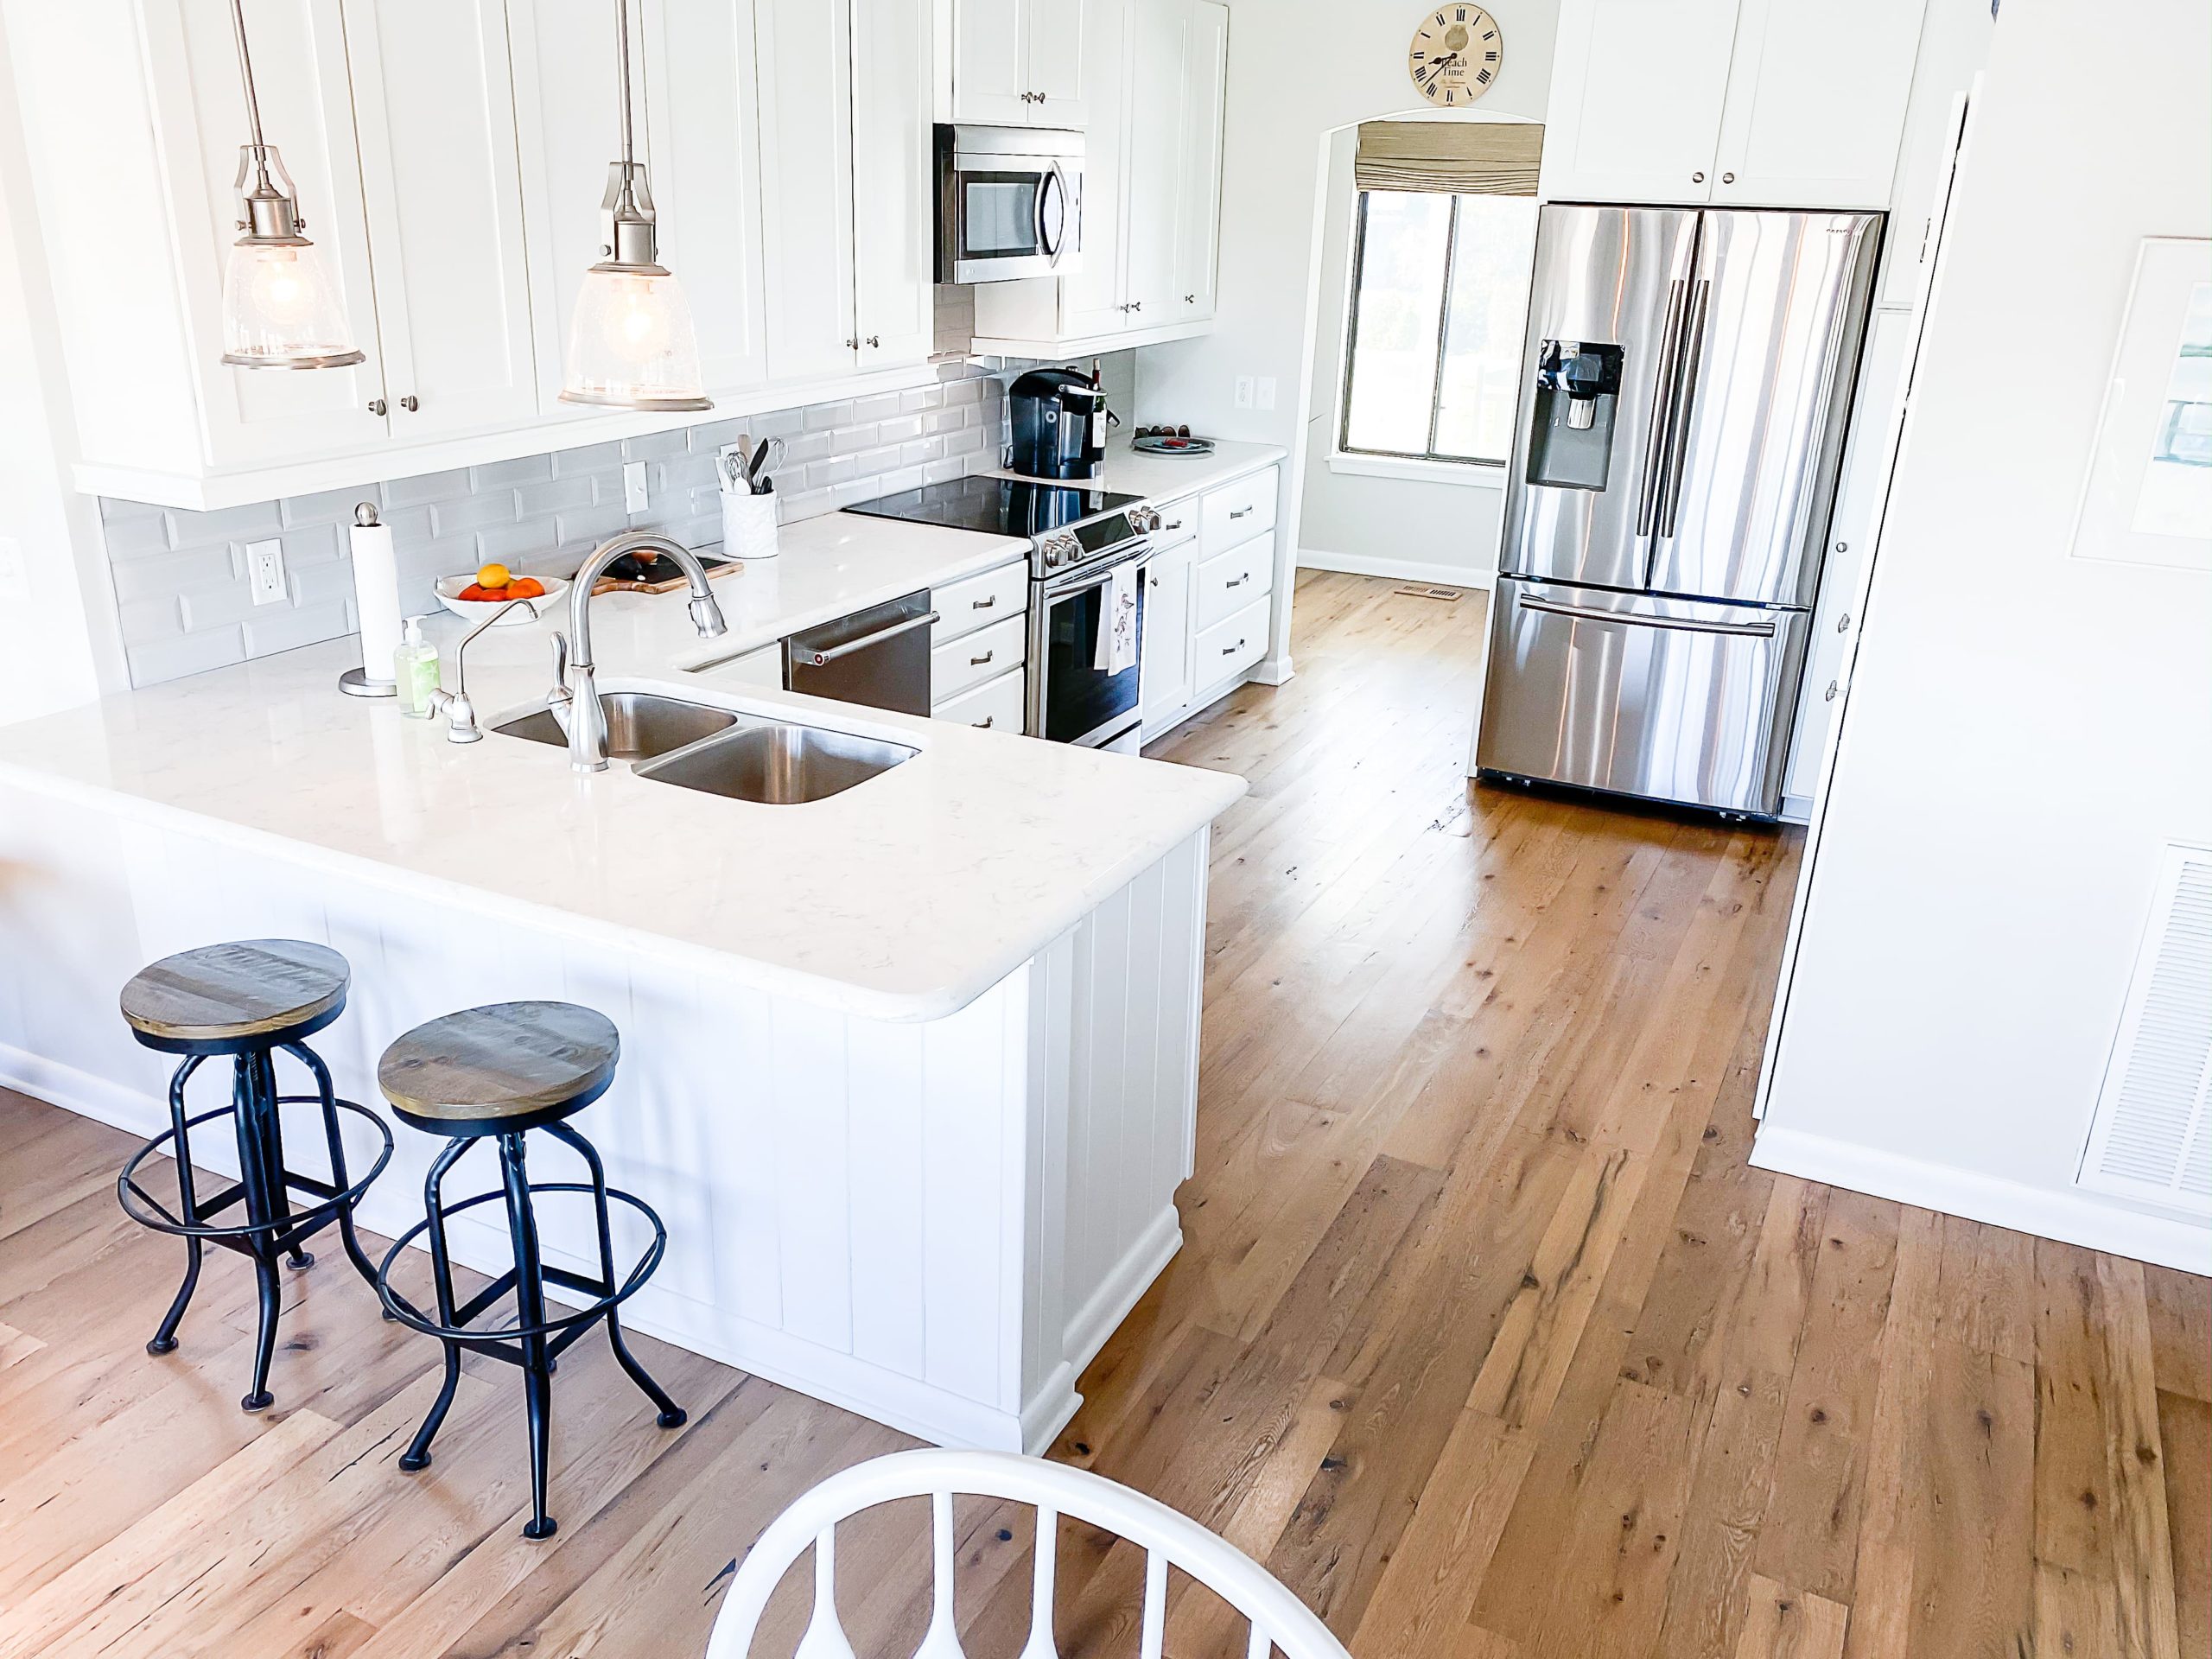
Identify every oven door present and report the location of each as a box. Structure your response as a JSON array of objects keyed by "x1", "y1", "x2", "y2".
[
  {"x1": 941, "y1": 149, "x2": 1079, "y2": 283},
  {"x1": 1029, "y1": 546, "x2": 1149, "y2": 748}
]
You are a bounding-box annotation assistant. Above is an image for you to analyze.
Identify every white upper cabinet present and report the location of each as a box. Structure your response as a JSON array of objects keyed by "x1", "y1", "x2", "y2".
[
  {"x1": 851, "y1": 0, "x2": 937, "y2": 368},
  {"x1": 342, "y1": 0, "x2": 539, "y2": 441},
  {"x1": 969, "y1": 0, "x2": 1224, "y2": 352},
  {"x1": 1173, "y1": 0, "x2": 1226, "y2": 320},
  {"x1": 759, "y1": 0, "x2": 933, "y2": 381},
  {"x1": 950, "y1": 0, "x2": 1087, "y2": 125},
  {"x1": 1541, "y1": 0, "x2": 1927, "y2": 210}
]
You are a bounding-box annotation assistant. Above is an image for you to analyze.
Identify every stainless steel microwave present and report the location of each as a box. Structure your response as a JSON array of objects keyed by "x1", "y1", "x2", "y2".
[{"x1": 934, "y1": 124, "x2": 1083, "y2": 283}]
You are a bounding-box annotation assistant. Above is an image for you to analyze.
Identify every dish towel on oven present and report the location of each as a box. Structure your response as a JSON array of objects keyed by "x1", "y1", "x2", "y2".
[{"x1": 1094, "y1": 561, "x2": 1140, "y2": 674}]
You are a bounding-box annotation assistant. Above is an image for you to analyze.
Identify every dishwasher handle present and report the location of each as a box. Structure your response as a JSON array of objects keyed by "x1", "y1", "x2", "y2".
[{"x1": 791, "y1": 609, "x2": 941, "y2": 667}]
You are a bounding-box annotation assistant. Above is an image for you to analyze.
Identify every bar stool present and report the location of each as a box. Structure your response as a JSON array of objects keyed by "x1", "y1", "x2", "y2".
[
  {"x1": 372, "y1": 1001, "x2": 685, "y2": 1540},
  {"x1": 117, "y1": 938, "x2": 393, "y2": 1412}
]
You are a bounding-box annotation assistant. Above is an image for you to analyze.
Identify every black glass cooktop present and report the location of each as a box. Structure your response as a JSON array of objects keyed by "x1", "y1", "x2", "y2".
[{"x1": 847, "y1": 476, "x2": 1143, "y2": 540}]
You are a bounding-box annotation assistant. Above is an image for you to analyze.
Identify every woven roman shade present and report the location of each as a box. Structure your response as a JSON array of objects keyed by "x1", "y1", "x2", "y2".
[{"x1": 1353, "y1": 119, "x2": 1542, "y2": 195}]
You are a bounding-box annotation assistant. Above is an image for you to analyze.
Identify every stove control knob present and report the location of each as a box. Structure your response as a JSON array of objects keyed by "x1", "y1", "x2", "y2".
[
  {"x1": 1128, "y1": 505, "x2": 1160, "y2": 534},
  {"x1": 1042, "y1": 533, "x2": 1078, "y2": 567}
]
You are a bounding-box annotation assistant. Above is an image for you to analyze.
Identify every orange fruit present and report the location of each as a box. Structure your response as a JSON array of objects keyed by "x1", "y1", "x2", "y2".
[{"x1": 475, "y1": 562, "x2": 512, "y2": 590}]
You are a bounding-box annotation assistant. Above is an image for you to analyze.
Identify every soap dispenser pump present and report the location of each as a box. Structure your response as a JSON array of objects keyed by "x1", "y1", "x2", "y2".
[{"x1": 393, "y1": 616, "x2": 441, "y2": 718}]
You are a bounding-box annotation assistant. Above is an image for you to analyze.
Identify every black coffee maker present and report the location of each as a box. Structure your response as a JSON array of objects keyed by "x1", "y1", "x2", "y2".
[{"x1": 1007, "y1": 367, "x2": 1109, "y2": 480}]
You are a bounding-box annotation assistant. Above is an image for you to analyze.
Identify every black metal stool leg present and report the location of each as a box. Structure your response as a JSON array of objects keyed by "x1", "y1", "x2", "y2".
[
  {"x1": 231, "y1": 1053, "x2": 288, "y2": 1412},
  {"x1": 253, "y1": 1050, "x2": 313, "y2": 1272},
  {"x1": 399, "y1": 1139, "x2": 471, "y2": 1473},
  {"x1": 147, "y1": 1056, "x2": 208, "y2": 1357},
  {"x1": 499, "y1": 1134, "x2": 558, "y2": 1540},
  {"x1": 550, "y1": 1122, "x2": 685, "y2": 1429},
  {"x1": 285, "y1": 1041, "x2": 383, "y2": 1294}
]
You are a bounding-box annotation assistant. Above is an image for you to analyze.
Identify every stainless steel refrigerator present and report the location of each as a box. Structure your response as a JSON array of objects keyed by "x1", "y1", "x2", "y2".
[{"x1": 1478, "y1": 203, "x2": 1882, "y2": 818}]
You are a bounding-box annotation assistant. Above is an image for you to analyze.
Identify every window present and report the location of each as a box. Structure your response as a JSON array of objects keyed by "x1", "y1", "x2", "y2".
[{"x1": 1339, "y1": 189, "x2": 1538, "y2": 468}]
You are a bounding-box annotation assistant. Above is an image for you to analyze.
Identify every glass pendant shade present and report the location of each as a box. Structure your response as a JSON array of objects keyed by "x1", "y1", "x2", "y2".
[
  {"x1": 219, "y1": 238, "x2": 364, "y2": 370},
  {"x1": 559, "y1": 262, "x2": 711, "y2": 410}
]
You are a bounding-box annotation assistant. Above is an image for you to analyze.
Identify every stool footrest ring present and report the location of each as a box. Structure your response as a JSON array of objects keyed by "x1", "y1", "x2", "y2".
[
  {"x1": 374, "y1": 1181, "x2": 668, "y2": 1345},
  {"x1": 118, "y1": 1096, "x2": 394, "y2": 1243}
]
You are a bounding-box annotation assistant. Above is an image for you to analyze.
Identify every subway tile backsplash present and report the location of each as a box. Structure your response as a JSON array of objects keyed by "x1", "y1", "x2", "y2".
[{"x1": 102, "y1": 361, "x2": 1010, "y2": 688}]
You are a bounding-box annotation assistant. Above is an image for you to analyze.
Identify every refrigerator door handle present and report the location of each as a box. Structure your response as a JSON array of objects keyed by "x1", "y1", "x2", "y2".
[
  {"x1": 1635, "y1": 278, "x2": 1691, "y2": 539},
  {"x1": 1519, "y1": 594, "x2": 1778, "y2": 638},
  {"x1": 1655, "y1": 277, "x2": 1713, "y2": 549}
]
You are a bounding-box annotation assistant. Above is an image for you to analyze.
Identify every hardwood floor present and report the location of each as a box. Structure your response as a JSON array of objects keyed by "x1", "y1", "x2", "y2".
[{"x1": 0, "y1": 569, "x2": 2202, "y2": 1658}]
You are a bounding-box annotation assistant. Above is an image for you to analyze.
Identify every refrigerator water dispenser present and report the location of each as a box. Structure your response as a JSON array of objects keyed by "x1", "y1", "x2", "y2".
[{"x1": 1527, "y1": 340, "x2": 1623, "y2": 491}]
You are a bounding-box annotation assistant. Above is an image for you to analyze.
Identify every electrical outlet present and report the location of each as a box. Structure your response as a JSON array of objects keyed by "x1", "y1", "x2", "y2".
[
  {"x1": 1234, "y1": 375, "x2": 1255, "y2": 410},
  {"x1": 623, "y1": 460, "x2": 649, "y2": 513},
  {"x1": 245, "y1": 538, "x2": 288, "y2": 607},
  {"x1": 1255, "y1": 376, "x2": 1278, "y2": 411}
]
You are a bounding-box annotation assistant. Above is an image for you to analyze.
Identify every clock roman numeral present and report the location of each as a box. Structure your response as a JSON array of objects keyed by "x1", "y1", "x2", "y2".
[
  {"x1": 1444, "y1": 88, "x2": 1456, "y2": 104},
  {"x1": 1434, "y1": 10, "x2": 1446, "y2": 26},
  {"x1": 1484, "y1": 48, "x2": 1498, "y2": 60},
  {"x1": 1476, "y1": 67, "x2": 1492, "y2": 83}
]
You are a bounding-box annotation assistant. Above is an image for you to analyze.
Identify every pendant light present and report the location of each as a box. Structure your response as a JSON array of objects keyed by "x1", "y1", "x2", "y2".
[
  {"x1": 218, "y1": 0, "x2": 364, "y2": 370},
  {"x1": 559, "y1": 0, "x2": 711, "y2": 411}
]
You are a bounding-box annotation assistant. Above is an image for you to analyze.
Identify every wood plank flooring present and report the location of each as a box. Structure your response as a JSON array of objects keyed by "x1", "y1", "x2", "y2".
[{"x1": 0, "y1": 569, "x2": 2201, "y2": 1657}]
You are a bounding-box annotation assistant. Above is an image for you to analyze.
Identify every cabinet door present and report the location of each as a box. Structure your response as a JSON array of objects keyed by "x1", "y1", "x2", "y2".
[
  {"x1": 1712, "y1": 0, "x2": 1928, "y2": 209},
  {"x1": 1121, "y1": 0, "x2": 1185, "y2": 318},
  {"x1": 1172, "y1": 0, "x2": 1226, "y2": 321},
  {"x1": 648, "y1": 0, "x2": 772, "y2": 393},
  {"x1": 1026, "y1": 0, "x2": 1089, "y2": 124},
  {"x1": 1141, "y1": 535, "x2": 1195, "y2": 731},
  {"x1": 952, "y1": 0, "x2": 1033, "y2": 124},
  {"x1": 756, "y1": 0, "x2": 859, "y2": 382},
  {"x1": 1539, "y1": 0, "x2": 1738, "y2": 204},
  {"x1": 1059, "y1": 0, "x2": 1130, "y2": 336},
  {"x1": 343, "y1": 0, "x2": 539, "y2": 440},
  {"x1": 509, "y1": 0, "x2": 645, "y2": 419},
  {"x1": 156, "y1": 0, "x2": 389, "y2": 467},
  {"x1": 851, "y1": 0, "x2": 935, "y2": 368}
]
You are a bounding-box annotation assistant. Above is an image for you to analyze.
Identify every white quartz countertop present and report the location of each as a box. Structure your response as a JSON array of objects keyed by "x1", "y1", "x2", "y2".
[
  {"x1": 0, "y1": 511, "x2": 1245, "y2": 1024},
  {"x1": 983, "y1": 435, "x2": 1287, "y2": 508}
]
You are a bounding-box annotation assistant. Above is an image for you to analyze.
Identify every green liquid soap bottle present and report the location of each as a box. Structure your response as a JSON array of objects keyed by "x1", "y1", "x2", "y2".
[{"x1": 393, "y1": 616, "x2": 441, "y2": 718}]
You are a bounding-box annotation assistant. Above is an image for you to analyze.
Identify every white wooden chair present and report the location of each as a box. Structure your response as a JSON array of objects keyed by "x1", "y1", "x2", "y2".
[{"x1": 703, "y1": 1448, "x2": 1351, "y2": 1659}]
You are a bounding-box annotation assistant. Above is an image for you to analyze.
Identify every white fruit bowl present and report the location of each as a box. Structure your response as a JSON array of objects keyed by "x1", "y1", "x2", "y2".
[{"x1": 435, "y1": 574, "x2": 568, "y2": 626}]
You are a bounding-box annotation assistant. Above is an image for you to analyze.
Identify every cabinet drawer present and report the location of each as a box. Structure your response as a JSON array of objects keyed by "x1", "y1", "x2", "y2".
[
  {"x1": 1199, "y1": 467, "x2": 1278, "y2": 556},
  {"x1": 932, "y1": 559, "x2": 1030, "y2": 645},
  {"x1": 931, "y1": 613, "x2": 1027, "y2": 702},
  {"x1": 1150, "y1": 495, "x2": 1199, "y2": 551},
  {"x1": 1193, "y1": 594, "x2": 1269, "y2": 689},
  {"x1": 1195, "y1": 539, "x2": 1274, "y2": 632},
  {"x1": 933, "y1": 664, "x2": 1027, "y2": 734}
]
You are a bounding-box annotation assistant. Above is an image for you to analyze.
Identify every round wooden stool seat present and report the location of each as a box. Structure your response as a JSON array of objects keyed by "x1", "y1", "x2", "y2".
[
  {"x1": 377, "y1": 1001, "x2": 620, "y2": 1136},
  {"x1": 120, "y1": 939, "x2": 350, "y2": 1053}
]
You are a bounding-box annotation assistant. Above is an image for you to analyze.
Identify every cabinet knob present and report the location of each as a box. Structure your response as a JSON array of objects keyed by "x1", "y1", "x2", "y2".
[
  {"x1": 367, "y1": 398, "x2": 387, "y2": 416},
  {"x1": 1721, "y1": 172, "x2": 1735, "y2": 184},
  {"x1": 867, "y1": 335, "x2": 880, "y2": 349},
  {"x1": 1824, "y1": 681, "x2": 1839, "y2": 702},
  {"x1": 1834, "y1": 541, "x2": 1848, "y2": 555},
  {"x1": 975, "y1": 715, "x2": 995, "y2": 728},
  {"x1": 1836, "y1": 611, "x2": 1852, "y2": 633},
  {"x1": 1185, "y1": 294, "x2": 1197, "y2": 304},
  {"x1": 1130, "y1": 301, "x2": 1142, "y2": 313},
  {"x1": 1692, "y1": 171, "x2": 1706, "y2": 183},
  {"x1": 399, "y1": 394, "x2": 419, "y2": 412}
]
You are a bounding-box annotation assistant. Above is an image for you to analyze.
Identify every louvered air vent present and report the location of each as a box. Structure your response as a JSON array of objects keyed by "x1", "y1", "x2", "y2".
[{"x1": 2077, "y1": 843, "x2": 2212, "y2": 1217}]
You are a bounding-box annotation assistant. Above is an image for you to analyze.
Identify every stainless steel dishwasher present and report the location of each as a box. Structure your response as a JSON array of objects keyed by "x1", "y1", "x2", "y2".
[{"x1": 783, "y1": 589, "x2": 939, "y2": 716}]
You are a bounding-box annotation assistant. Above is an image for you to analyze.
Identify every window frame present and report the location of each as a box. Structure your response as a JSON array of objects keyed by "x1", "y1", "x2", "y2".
[{"x1": 1336, "y1": 186, "x2": 1531, "y2": 473}]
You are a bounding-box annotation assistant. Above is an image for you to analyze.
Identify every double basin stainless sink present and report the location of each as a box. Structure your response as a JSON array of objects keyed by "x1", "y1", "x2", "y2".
[{"x1": 491, "y1": 691, "x2": 915, "y2": 804}]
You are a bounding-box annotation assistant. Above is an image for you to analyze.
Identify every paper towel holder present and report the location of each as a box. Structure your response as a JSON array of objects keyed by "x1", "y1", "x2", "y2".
[{"x1": 338, "y1": 500, "x2": 400, "y2": 699}]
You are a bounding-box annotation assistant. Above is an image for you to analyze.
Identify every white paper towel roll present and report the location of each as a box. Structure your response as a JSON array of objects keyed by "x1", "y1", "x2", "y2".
[{"x1": 348, "y1": 506, "x2": 404, "y2": 687}]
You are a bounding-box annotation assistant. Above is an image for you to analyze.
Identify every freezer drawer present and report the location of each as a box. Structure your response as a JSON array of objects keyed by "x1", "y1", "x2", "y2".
[{"x1": 1478, "y1": 578, "x2": 1810, "y2": 816}]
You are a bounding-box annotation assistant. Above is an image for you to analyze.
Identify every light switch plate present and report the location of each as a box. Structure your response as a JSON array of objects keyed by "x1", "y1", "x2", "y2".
[
  {"x1": 245, "y1": 538, "x2": 288, "y2": 607},
  {"x1": 623, "y1": 460, "x2": 649, "y2": 513},
  {"x1": 1255, "y1": 376, "x2": 1278, "y2": 411}
]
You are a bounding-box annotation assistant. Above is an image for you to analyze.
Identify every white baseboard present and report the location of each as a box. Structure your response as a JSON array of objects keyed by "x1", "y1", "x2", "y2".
[
  {"x1": 1750, "y1": 1124, "x2": 2210, "y2": 1272},
  {"x1": 1779, "y1": 791, "x2": 1814, "y2": 825},
  {"x1": 1295, "y1": 548, "x2": 1496, "y2": 590},
  {"x1": 0, "y1": 1044, "x2": 166, "y2": 1141}
]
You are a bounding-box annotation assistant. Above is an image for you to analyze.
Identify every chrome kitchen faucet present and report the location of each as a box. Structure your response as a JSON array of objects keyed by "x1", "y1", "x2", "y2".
[{"x1": 553, "y1": 532, "x2": 728, "y2": 772}]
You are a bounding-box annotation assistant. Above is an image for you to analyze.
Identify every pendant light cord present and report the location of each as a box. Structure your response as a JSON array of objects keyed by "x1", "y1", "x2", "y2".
[
  {"x1": 614, "y1": 0, "x2": 636, "y2": 172},
  {"x1": 227, "y1": 0, "x2": 270, "y2": 176}
]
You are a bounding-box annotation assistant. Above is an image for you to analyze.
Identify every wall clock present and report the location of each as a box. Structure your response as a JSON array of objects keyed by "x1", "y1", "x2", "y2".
[{"x1": 1408, "y1": 5, "x2": 1503, "y2": 107}]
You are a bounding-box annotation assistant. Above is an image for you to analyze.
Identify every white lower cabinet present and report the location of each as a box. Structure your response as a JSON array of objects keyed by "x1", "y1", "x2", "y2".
[
  {"x1": 932, "y1": 613, "x2": 1027, "y2": 704},
  {"x1": 934, "y1": 667, "x2": 1027, "y2": 732},
  {"x1": 1194, "y1": 536, "x2": 1271, "y2": 632},
  {"x1": 1193, "y1": 595, "x2": 1269, "y2": 693},
  {"x1": 1140, "y1": 532, "x2": 1196, "y2": 735},
  {"x1": 1141, "y1": 462, "x2": 1279, "y2": 741}
]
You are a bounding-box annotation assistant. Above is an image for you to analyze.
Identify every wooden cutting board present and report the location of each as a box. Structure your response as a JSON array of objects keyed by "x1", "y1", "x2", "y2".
[{"x1": 589, "y1": 553, "x2": 742, "y2": 595}]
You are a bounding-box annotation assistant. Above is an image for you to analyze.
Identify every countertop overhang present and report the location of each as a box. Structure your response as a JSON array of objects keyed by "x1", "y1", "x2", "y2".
[{"x1": 0, "y1": 509, "x2": 1249, "y2": 1024}]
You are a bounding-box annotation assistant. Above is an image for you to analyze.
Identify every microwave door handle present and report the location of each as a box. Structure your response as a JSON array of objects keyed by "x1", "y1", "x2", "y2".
[
  {"x1": 1636, "y1": 278, "x2": 1689, "y2": 539},
  {"x1": 1039, "y1": 162, "x2": 1071, "y2": 267}
]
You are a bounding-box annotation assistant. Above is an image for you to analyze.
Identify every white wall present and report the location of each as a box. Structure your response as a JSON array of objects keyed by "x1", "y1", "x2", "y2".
[
  {"x1": 1135, "y1": 0, "x2": 1559, "y2": 668},
  {"x1": 1294, "y1": 126, "x2": 1506, "y2": 589},
  {"x1": 0, "y1": 10, "x2": 124, "y2": 722},
  {"x1": 1755, "y1": 0, "x2": 2212, "y2": 1269}
]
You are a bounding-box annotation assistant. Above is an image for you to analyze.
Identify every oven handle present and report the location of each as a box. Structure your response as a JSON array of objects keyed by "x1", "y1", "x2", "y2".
[
  {"x1": 791, "y1": 609, "x2": 942, "y2": 666},
  {"x1": 1041, "y1": 540, "x2": 1153, "y2": 596}
]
